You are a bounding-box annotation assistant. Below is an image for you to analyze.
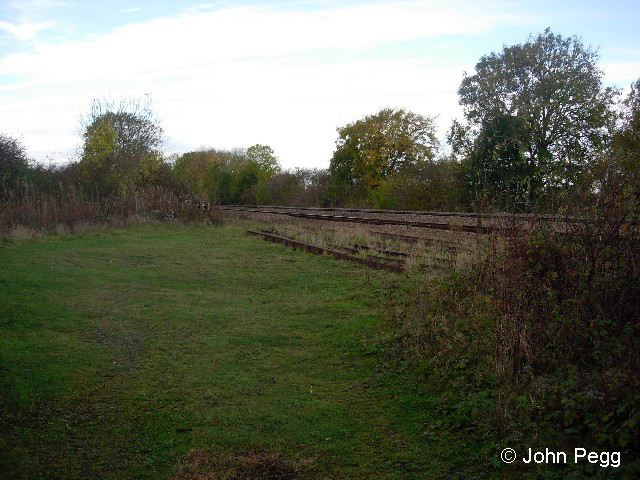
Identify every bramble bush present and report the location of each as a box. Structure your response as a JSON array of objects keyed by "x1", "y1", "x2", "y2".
[{"x1": 392, "y1": 150, "x2": 639, "y2": 476}]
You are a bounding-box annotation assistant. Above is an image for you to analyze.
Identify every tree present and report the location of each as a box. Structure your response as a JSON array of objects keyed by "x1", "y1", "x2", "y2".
[
  {"x1": 173, "y1": 146, "x2": 280, "y2": 205},
  {"x1": 78, "y1": 97, "x2": 165, "y2": 195},
  {"x1": 0, "y1": 133, "x2": 30, "y2": 197},
  {"x1": 463, "y1": 114, "x2": 539, "y2": 210},
  {"x1": 614, "y1": 79, "x2": 640, "y2": 158},
  {"x1": 456, "y1": 28, "x2": 616, "y2": 209},
  {"x1": 329, "y1": 108, "x2": 438, "y2": 199},
  {"x1": 173, "y1": 149, "x2": 228, "y2": 201},
  {"x1": 367, "y1": 158, "x2": 463, "y2": 211},
  {"x1": 293, "y1": 168, "x2": 331, "y2": 207},
  {"x1": 599, "y1": 78, "x2": 640, "y2": 219},
  {"x1": 246, "y1": 144, "x2": 279, "y2": 179},
  {"x1": 261, "y1": 171, "x2": 302, "y2": 206},
  {"x1": 245, "y1": 144, "x2": 280, "y2": 204}
]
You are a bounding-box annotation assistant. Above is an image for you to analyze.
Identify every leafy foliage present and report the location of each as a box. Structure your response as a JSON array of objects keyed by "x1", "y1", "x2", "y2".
[
  {"x1": 173, "y1": 146, "x2": 281, "y2": 204},
  {"x1": 0, "y1": 134, "x2": 31, "y2": 197},
  {"x1": 246, "y1": 144, "x2": 280, "y2": 179},
  {"x1": 461, "y1": 114, "x2": 539, "y2": 211},
  {"x1": 455, "y1": 29, "x2": 616, "y2": 211},
  {"x1": 329, "y1": 108, "x2": 438, "y2": 202},
  {"x1": 369, "y1": 159, "x2": 463, "y2": 211},
  {"x1": 78, "y1": 98, "x2": 165, "y2": 195}
]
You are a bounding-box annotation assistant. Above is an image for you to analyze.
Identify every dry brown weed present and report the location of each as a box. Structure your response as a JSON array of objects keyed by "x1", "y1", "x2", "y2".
[{"x1": 175, "y1": 448, "x2": 300, "y2": 480}]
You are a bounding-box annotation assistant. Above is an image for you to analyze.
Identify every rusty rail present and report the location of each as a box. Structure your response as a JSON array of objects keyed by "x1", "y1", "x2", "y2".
[
  {"x1": 224, "y1": 206, "x2": 499, "y2": 234},
  {"x1": 224, "y1": 204, "x2": 584, "y2": 222},
  {"x1": 247, "y1": 230, "x2": 405, "y2": 273}
]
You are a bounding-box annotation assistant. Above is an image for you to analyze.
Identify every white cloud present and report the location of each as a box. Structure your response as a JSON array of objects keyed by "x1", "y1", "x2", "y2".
[
  {"x1": 601, "y1": 62, "x2": 640, "y2": 87},
  {"x1": 1, "y1": 56, "x2": 468, "y2": 167},
  {"x1": 0, "y1": 19, "x2": 53, "y2": 40},
  {"x1": 0, "y1": 1, "x2": 525, "y2": 166},
  {"x1": 0, "y1": 2, "x2": 521, "y2": 81},
  {"x1": 9, "y1": 0, "x2": 73, "y2": 11}
]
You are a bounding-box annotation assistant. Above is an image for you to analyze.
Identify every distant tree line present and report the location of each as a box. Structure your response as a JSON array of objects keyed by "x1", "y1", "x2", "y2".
[{"x1": 2, "y1": 29, "x2": 638, "y2": 215}]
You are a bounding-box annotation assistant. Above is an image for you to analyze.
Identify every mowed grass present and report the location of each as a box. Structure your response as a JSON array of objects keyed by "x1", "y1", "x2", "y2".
[{"x1": 0, "y1": 224, "x2": 481, "y2": 479}]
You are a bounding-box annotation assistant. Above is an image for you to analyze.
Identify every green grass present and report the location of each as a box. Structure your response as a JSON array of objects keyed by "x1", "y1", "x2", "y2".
[{"x1": 0, "y1": 224, "x2": 484, "y2": 479}]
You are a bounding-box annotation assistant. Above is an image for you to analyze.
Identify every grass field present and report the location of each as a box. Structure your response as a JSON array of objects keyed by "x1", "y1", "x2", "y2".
[{"x1": 0, "y1": 224, "x2": 485, "y2": 479}]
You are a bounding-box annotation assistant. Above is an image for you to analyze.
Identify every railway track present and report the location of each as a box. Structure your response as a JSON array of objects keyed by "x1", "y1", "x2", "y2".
[
  {"x1": 219, "y1": 205, "x2": 524, "y2": 234},
  {"x1": 223, "y1": 204, "x2": 578, "y2": 222},
  {"x1": 220, "y1": 204, "x2": 598, "y2": 273},
  {"x1": 246, "y1": 230, "x2": 406, "y2": 272},
  {"x1": 248, "y1": 229, "x2": 452, "y2": 272},
  {"x1": 219, "y1": 204, "x2": 636, "y2": 273}
]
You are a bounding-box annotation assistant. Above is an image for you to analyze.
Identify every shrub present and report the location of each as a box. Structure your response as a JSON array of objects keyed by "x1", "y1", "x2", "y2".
[
  {"x1": 392, "y1": 164, "x2": 639, "y2": 475},
  {"x1": 0, "y1": 134, "x2": 31, "y2": 199}
]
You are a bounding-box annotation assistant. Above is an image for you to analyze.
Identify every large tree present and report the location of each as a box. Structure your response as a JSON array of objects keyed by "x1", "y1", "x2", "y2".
[
  {"x1": 455, "y1": 28, "x2": 616, "y2": 209},
  {"x1": 329, "y1": 108, "x2": 438, "y2": 195},
  {"x1": 79, "y1": 97, "x2": 165, "y2": 195}
]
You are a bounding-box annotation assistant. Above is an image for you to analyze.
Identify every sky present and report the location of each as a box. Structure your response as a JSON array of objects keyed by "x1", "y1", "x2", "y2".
[{"x1": 1, "y1": 0, "x2": 639, "y2": 169}]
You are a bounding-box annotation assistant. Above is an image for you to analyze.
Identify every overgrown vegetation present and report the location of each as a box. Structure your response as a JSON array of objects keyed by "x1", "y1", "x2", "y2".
[
  {"x1": 391, "y1": 150, "x2": 639, "y2": 477},
  {"x1": 0, "y1": 182, "x2": 223, "y2": 235},
  {"x1": 385, "y1": 71, "x2": 639, "y2": 476}
]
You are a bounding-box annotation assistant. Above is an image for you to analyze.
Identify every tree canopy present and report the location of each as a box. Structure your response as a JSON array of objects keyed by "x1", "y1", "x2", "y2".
[
  {"x1": 246, "y1": 144, "x2": 279, "y2": 180},
  {"x1": 78, "y1": 98, "x2": 165, "y2": 195},
  {"x1": 329, "y1": 108, "x2": 438, "y2": 201},
  {"x1": 455, "y1": 28, "x2": 616, "y2": 210},
  {"x1": 173, "y1": 145, "x2": 281, "y2": 205}
]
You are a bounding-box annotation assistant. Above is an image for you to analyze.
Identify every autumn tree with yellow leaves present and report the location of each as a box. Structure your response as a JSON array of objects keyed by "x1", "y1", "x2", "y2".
[
  {"x1": 78, "y1": 97, "x2": 166, "y2": 196},
  {"x1": 328, "y1": 108, "x2": 438, "y2": 202}
]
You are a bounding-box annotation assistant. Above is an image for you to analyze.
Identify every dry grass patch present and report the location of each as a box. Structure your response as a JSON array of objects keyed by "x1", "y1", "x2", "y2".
[
  {"x1": 9, "y1": 224, "x2": 39, "y2": 240},
  {"x1": 175, "y1": 448, "x2": 300, "y2": 480}
]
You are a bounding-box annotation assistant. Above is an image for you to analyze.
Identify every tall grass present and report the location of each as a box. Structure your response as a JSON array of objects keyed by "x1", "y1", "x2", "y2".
[{"x1": 0, "y1": 184, "x2": 223, "y2": 235}]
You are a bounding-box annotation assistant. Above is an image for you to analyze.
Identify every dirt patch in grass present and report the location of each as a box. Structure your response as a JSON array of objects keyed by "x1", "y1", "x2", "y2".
[
  {"x1": 94, "y1": 328, "x2": 143, "y2": 372},
  {"x1": 175, "y1": 448, "x2": 299, "y2": 480}
]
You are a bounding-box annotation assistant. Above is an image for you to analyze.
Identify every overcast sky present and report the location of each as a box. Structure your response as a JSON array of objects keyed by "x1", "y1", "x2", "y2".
[{"x1": 1, "y1": 0, "x2": 639, "y2": 169}]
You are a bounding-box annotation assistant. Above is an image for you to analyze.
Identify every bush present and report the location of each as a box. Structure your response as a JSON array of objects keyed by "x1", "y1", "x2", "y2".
[
  {"x1": 0, "y1": 134, "x2": 31, "y2": 198},
  {"x1": 392, "y1": 164, "x2": 639, "y2": 475},
  {"x1": 369, "y1": 159, "x2": 464, "y2": 211}
]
